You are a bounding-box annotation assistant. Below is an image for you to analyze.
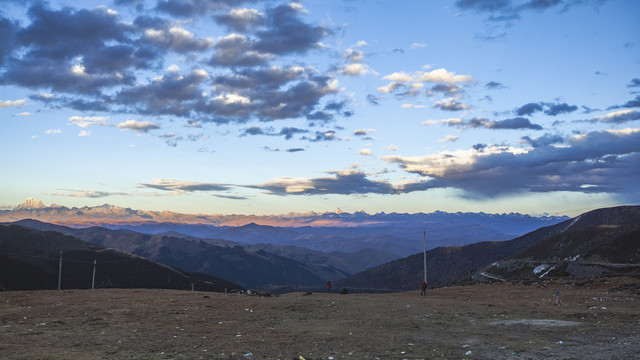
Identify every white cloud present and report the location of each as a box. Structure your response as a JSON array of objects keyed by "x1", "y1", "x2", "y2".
[
  {"x1": 359, "y1": 148, "x2": 373, "y2": 156},
  {"x1": 382, "y1": 71, "x2": 414, "y2": 83},
  {"x1": 433, "y1": 97, "x2": 470, "y2": 111},
  {"x1": 68, "y1": 116, "x2": 108, "y2": 128},
  {"x1": 401, "y1": 104, "x2": 427, "y2": 109},
  {"x1": 16, "y1": 112, "x2": 33, "y2": 116},
  {"x1": 354, "y1": 128, "x2": 376, "y2": 136},
  {"x1": 261, "y1": 177, "x2": 315, "y2": 193},
  {"x1": 422, "y1": 120, "x2": 437, "y2": 126},
  {"x1": 343, "y1": 63, "x2": 373, "y2": 77},
  {"x1": 440, "y1": 118, "x2": 463, "y2": 126},
  {"x1": 116, "y1": 119, "x2": 161, "y2": 133},
  {"x1": 212, "y1": 93, "x2": 252, "y2": 105},
  {"x1": 411, "y1": 42, "x2": 428, "y2": 48},
  {"x1": 439, "y1": 135, "x2": 459, "y2": 142},
  {"x1": 382, "y1": 128, "x2": 640, "y2": 197},
  {"x1": 420, "y1": 68, "x2": 473, "y2": 84},
  {"x1": 344, "y1": 48, "x2": 364, "y2": 63},
  {"x1": 78, "y1": 130, "x2": 91, "y2": 137},
  {"x1": 45, "y1": 129, "x2": 62, "y2": 135},
  {"x1": 0, "y1": 99, "x2": 27, "y2": 108},
  {"x1": 590, "y1": 109, "x2": 640, "y2": 124}
]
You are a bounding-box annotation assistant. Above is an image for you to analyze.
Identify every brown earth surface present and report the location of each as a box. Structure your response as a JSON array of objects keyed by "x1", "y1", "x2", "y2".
[{"x1": 1, "y1": 277, "x2": 639, "y2": 359}]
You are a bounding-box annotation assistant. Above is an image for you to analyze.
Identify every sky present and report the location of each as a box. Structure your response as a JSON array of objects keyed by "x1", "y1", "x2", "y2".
[{"x1": 0, "y1": 0, "x2": 639, "y2": 217}]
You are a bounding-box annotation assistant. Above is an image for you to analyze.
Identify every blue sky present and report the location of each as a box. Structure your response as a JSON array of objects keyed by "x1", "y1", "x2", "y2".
[{"x1": 1, "y1": 0, "x2": 639, "y2": 216}]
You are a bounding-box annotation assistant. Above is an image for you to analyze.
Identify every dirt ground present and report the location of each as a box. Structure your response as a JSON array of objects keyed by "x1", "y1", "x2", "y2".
[{"x1": 1, "y1": 277, "x2": 639, "y2": 360}]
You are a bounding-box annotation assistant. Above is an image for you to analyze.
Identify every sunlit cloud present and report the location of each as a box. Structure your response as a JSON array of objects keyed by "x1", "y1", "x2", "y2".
[
  {"x1": 0, "y1": 99, "x2": 27, "y2": 108},
  {"x1": 116, "y1": 119, "x2": 161, "y2": 133},
  {"x1": 68, "y1": 116, "x2": 109, "y2": 128}
]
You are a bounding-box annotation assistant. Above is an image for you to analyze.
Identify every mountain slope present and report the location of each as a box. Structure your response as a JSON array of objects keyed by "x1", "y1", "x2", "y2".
[
  {"x1": 475, "y1": 206, "x2": 640, "y2": 282},
  {"x1": 0, "y1": 224, "x2": 240, "y2": 292},
  {"x1": 336, "y1": 206, "x2": 640, "y2": 291}
]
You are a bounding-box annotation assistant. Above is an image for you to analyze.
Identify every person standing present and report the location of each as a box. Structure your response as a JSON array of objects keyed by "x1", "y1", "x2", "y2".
[
  {"x1": 420, "y1": 280, "x2": 427, "y2": 296},
  {"x1": 327, "y1": 281, "x2": 331, "y2": 293}
]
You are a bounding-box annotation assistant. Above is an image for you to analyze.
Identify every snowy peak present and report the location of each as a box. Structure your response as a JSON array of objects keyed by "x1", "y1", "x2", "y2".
[{"x1": 15, "y1": 198, "x2": 47, "y2": 210}]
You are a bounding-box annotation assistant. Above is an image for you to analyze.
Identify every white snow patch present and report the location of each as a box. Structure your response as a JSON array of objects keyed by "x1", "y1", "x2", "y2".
[
  {"x1": 533, "y1": 264, "x2": 550, "y2": 275},
  {"x1": 539, "y1": 265, "x2": 556, "y2": 278},
  {"x1": 562, "y1": 215, "x2": 581, "y2": 233}
]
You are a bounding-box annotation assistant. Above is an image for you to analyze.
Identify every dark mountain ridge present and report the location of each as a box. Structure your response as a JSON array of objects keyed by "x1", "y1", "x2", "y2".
[
  {"x1": 0, "y1": 224, "x2": 240, "y2": 292},
  {"x1": 474, "y1": 206, "x2": 640, "y2": 282},
  {"x1": 8, "y1": 220, "x2": 341, "y2": 289}
]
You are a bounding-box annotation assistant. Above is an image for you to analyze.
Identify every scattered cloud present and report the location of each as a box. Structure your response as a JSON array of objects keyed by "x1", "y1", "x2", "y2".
[
  {"x1": 442, "y1": 116, "x2": 543, "y2": 130},
  {"x1": 608, "y1": 95, "x2": 640, "y2": 110},
  {"x1": 402, "y1": 103, "x2": 427, "y2": 109},
  {"x1": 439, "y1": 135, "x2": 459, "y2": 142},
  {"x1": 377, "y1": 67, "x2": 474, "y2": 108},
  {"x1": 353, "y1": 128, "x2": 375, "y2": 137},
  {"x1": 143, "y1": 26, "x2": 213, "y2": 53},
  {"x1": 359, "y1": 148, "x2": 373, "y2": 156},
  {"x1": 68, "y1": 116, "x2": 109, "y2": 128},
  {"x1": 433, "y1": 97, "x2": 470, "y2": 111},
  {"x1": 485, "y1": 81, "x2": 505, "y2": 89},
  {"x1": 516, "y1": 101, "x2": 578, "y2": 116},
  {"x1": 627, "y1": 78, "x2": 640, "y2": 88},
  {"x1": 51, "y1": 189, "x2": 128, "y2": 198},
  {"x1": 240, "y1": 125, "x2": 309, "y2": 140},
  {"x1": 455, "y1": 0, "x2": 609, "y2": 23},
  {"x1": 214, "y1": 8, "x2": 265, "y2": 32},
  {"x1": 382, "y1": 128, "x2": 640, "y2": 197},
  {"x1": 116, "y1": 119, "x2": 161, "y2": 133},
  {"x1": 248, "y1": 168, "x2": 432, "y2": 195},
  {"x1": 588, "y1": 109, "x2": 640, "y2": 124},
  {"x1": 0, "y1": 1, "x2": 342, "y2": 128},
  {"x1": 138, "y1": 178, "x2": 232, "y2": 194},
  {"x1": 302, "y1": 130, "x2": 339, "y2": 142},
  {"x1": 520, "y1": 133, "x2": 564, "y2": 147},
  {"x1": 45, "y1": 129, "x2": 62, "y2": 135}
]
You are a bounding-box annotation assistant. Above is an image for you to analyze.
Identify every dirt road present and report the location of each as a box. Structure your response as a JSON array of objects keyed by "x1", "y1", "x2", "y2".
[{"x1": 1, "y1": 277, "x2": 639, "y2": 359}]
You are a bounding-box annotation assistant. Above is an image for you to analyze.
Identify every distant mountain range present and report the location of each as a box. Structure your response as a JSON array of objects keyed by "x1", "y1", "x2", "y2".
[
  {"x1": 4, "y1": 199, "x2": 635, "y2": 294},
  {"x1": 1, "y1": 198, "x2": 569, "y2": 256}
]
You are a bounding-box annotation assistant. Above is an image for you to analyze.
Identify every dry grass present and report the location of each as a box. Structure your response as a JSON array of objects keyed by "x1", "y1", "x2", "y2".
[{"x1": 1, "y1": 277, "x2": 639, "y2": 359}]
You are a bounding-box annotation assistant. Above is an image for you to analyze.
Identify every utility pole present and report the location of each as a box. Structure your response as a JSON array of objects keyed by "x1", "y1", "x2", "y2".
[
  {"x1": 58, "y1": 251, "x2": 63, "y2": 290},
  {"x1": 92, "y1": 260, "x2": 96, "y2": 290},
  {"x1": 423, "y1": 231, "x2": 427, "y2": 286}
]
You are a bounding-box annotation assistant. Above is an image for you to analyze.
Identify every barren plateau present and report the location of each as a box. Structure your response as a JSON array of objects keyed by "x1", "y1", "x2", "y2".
[{"x1": 1, "y1": 277, "x2": 639, "y2": 359}]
